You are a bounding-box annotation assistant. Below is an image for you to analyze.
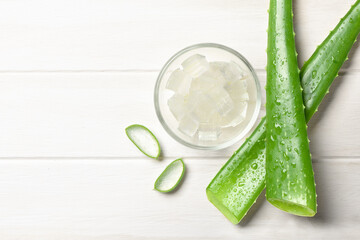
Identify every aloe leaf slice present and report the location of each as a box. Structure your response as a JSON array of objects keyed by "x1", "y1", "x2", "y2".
[
  {"x1": 125, "y1": 124, "x2": 161, "y2": 159},
  {"x1": 154, "y1": 159, "x2": 185, "y2": 193}
]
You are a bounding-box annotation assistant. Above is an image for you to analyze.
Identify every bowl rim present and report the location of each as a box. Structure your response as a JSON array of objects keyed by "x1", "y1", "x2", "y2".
[{"x1": 154, "y1": 43, "x2": 262, "y2": 150}]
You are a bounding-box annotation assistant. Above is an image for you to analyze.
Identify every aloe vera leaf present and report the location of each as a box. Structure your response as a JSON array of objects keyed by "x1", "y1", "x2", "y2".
[
  {"x1": 154, "y1": 159, "x2": 185, "y2": 193},
  {"x1": 206, "y1": 119, "x2": 266, "y2": 224},
  {"x1": 266, "y1": 0, "x2": 316, "y2": 216},
  {"x1": 302, "y1": 0, "x2": 360, "y2": 121},
  {"x1": 206, "y1": 0, "x2": 360, "y2": 224},
  {"x1": 125, "y1": 124, "x2": 161, "y2": 159}
]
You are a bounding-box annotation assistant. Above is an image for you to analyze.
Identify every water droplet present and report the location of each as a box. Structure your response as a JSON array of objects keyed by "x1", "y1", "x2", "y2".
[
  {"x1": 311, "y1": 70, "x2": 317, "y2": 79},
  {"x1": 282, "y1": 169, "x2": 287, "y2": 173},
  {"x1": 251, "y1": 163, "x2": 258, "y2": 170},
  {"x1": 270, "y1": 135, "x2": 275, "y2": 141},
  {"x1": 331, "y1": 56, "x2": 338, "y2": 63}
]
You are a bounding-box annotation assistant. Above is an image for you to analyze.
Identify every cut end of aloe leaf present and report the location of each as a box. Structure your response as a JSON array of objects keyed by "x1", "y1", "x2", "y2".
[
  {"x1": 267, "y1": 198, "x2": 316, "y2": 217},
  {"x1": 206, "y1": 188, "x2": 239, "y2": 224},
  {"x1": 125, "y1": 124, "x2": 161, "y2": 159},
  {"x1": 154, "y1": 159, "x2": 185, "y2": 193}
]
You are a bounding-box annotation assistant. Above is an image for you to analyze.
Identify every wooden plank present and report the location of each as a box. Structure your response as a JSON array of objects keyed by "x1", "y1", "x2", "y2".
[
  {"x1": 0, "y1": 158, "x2": 358, "y2": 239},
  {"x1": 0, "y1": 0, "x2": 358, "y2": 71},
  {"x1": 0, "y1": 71, "x2": 358, "y2": 158},
  {"x1": 0, "y1": 72, "x2": 263, "y2": 158},
  {"x1": 308, "y1": 71, "x2": 360, "y2": 157}
]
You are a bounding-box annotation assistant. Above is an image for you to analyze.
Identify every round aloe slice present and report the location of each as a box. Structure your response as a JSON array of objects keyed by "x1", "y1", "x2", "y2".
[
  {"x1": 125, "y1": 124, "x2": 161, "y2": 159},
  {"x1": 154, "y1": 159, "x2": 185, "y2": 193}
]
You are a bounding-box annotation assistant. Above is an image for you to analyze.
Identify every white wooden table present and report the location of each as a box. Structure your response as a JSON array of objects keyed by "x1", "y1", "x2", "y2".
[{"x1": 0, "y1": 0, "x2": 359, "y2": 239}]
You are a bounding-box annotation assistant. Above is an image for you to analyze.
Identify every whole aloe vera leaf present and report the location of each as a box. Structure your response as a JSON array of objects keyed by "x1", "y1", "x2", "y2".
[
  {"x1": 266, "y1": 0, "x2": 316, "y2": 216},
  {"x1": 302, "y1": 0, "x2": 360, "y2": 121},
  {"x1": 206, "y1": 0, "x2": 360, "y2": 224}
]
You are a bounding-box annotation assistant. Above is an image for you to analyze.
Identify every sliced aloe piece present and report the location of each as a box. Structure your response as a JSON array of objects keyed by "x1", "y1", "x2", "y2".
[
  {"x1": 154, "y1": 159, "x2": 185, "y2": 193},
  {"x1": 125, "y1": 124, "x2": 161, "y2": 159}
]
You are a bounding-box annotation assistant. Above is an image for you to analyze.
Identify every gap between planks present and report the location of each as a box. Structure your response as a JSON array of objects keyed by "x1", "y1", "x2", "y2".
[
  {"x1": 0, "y1": 156, "x2": 359, "y2": 164},
  {"x1": 0, "y1": 69, "x2": 357, "y2": 74}
]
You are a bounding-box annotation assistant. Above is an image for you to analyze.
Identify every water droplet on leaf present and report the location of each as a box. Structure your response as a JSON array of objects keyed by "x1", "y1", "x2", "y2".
[{"x1": 311, "y1": 70, "x2": 317, "y2": 79}]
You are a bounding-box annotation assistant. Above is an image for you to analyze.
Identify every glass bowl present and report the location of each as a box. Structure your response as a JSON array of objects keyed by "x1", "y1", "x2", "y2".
[{"x1": 154, "y1": 43, "x2": 261, "y2": 150}]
